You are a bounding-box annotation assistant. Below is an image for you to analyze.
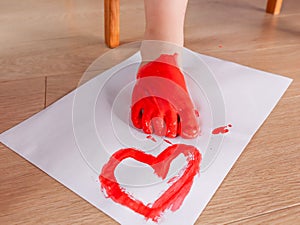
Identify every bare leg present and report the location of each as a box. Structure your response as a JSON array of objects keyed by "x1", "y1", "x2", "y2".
[
  {"x1": 131, "y1": 0, "x2": 199, "y2": 139},
  {"x1": 144, "y1": 0, "x2": 189, "y2": 46}
]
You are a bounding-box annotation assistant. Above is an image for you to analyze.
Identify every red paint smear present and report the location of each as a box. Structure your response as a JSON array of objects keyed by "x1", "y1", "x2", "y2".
[
  {"x1": 99, "y1": 144, "x2": 201, "y2": 222},
  {"x1": 194, "y1": 110, "x2": 200, "y2": 117},
  {"x1": 218, "y1": 45, "x2": 223, "y2": 48},
  {"x1": 164, "y1": 139, "x2": 173, "y2": 145},
  {"x1": 146, "y1": 135, "x2": 157, "y2": 142},
  {"x1": 212, "y1": 124, "x2": 232, "y2": 134}
]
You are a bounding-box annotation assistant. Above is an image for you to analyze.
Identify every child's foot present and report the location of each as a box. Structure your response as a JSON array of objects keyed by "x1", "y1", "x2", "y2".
[{"x1": 131, "y1": 54, "x2": 200, "y2": 139}]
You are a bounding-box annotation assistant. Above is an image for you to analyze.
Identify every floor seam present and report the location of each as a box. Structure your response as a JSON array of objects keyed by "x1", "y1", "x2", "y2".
[
  {"x1": 44, "y1": 76, "x2": 47, "y2": 108},
  {"x1": 226, "y1": 203, "x2": 300, "y2": 224}
]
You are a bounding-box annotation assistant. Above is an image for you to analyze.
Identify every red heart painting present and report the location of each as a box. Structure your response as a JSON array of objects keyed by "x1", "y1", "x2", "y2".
[{"x1": 99, "y1": 144, "x2": 201, "y2": 222}]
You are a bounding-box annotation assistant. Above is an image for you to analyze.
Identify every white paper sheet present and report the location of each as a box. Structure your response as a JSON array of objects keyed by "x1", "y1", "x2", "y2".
[{"x1": 0, "y1": 50, "x2": 292, "y2": 225}]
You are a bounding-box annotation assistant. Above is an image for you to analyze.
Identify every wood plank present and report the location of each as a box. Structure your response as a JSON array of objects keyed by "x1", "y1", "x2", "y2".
[
  {"x1": 0, "y1": 0, "x2": 108, "y2": 82},
  {"x1": 0, "y1": 144, "x2": 115, "y2": 225},
  {"x1": 119, "y1": 0, "x2": 145, "y2": 44},
  {"x1": 0, "y1": 42, "x2": 107, "y2": 82},
  {"x1": 283, "y1": 78, "x2": 300, "y2": 99},
  {"x1": 196, "y1": 96, "x2": 300, "y2": 224},
  {"x1": 1, "y1": 1, "x2": 300, "y2": 81},
  {"x1": 229, "y1": 205, "x2": 300, "y2": 224},
  {"x1": 185, "y1": 2, "x2": 300, "y2": 51},
  {"x1": 0, "y1": 0, "x2": 104, "y2": 45},
  {"x1": 45, "y1": 73, "x2": 82, "y2": 107},
  {"x1": 279, "y1": 0, "x2": 300, "y2": 16},
  {"x1": 0, "y1": 77, "x2": 45, "y2": 133},
  {"x1": 45, "y1": 42, "x2": 143, "y2": 106}
]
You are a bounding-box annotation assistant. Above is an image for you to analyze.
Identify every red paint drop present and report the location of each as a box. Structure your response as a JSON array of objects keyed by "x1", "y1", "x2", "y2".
[
  {"x1": 218, "y1": 44, "x2": 223, "y2": 48},
  {"x1": 146, "y1": 135, "x2": 157, "y2": 142},
  {"x1": 212, "y1": 124, "x2": 232, "y2": 135},
  {"x1": 194, "y1": 110, "x2": 200, "y2": 117},
  {"x1": 99, "y1": 144, "x2": 201, "y2": 222},
  {"x1": 164, "y1": 139, "x2": 173, "y2": 145}
]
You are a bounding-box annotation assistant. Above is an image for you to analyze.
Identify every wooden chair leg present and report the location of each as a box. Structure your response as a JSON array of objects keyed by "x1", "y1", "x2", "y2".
[
  {"x1": 104, "y1": 0, "x2": 120, "y2": 48},
  {"x1": 266, "y1": 0, "x2": 283, "y2": 15}
]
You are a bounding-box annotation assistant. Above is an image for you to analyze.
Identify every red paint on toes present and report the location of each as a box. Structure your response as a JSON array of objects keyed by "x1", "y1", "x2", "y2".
[
  {"x1": 146, "y1": 135, "x2": 157, "y2": 142},
  {"x1": 164, "y1": 139, "x2": 173, "y2": 145}
]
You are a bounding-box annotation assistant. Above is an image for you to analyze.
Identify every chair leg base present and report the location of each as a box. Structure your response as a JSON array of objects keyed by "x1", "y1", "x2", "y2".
[
  {"x1": 104, "y1": 0, "x2": 120, "y2": 48},
  {"x1": 266, "y1": 0, "x2": 283, "y2": 15}
]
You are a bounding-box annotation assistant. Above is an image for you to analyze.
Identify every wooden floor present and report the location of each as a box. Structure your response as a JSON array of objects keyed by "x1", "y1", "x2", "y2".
[{"x1": 0, "y1": 0, "x2": 299, "y2": 224}]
